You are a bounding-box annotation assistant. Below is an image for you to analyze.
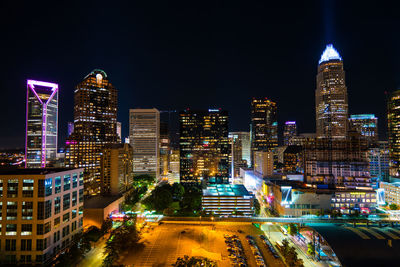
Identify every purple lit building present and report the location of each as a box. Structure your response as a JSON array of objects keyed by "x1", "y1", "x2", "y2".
[
  {"x1": 283, "y1": 121, "x2": 297, "y2": 145},
  {"x1": 25, "y1": 80, "x2": 59, "y2": 168}
]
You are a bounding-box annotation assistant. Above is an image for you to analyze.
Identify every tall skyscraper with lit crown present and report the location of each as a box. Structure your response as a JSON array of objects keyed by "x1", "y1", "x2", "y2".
[
  {"x1": 65, "y1": 69, "x2": 118, "y2": 195},
  {"x1": 25, "y1": 80, "x2": 58, "y2": 168},
  {"x1": 316, "y1": 44, "x2": 348, "y2": 139}
]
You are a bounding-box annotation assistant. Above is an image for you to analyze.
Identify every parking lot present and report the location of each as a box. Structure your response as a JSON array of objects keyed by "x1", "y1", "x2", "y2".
[{"x1": 120, "y1": 222, "x2": 285, "y2": 267}]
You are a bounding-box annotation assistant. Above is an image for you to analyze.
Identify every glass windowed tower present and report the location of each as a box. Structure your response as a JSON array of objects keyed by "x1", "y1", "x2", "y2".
[{"x1": 25, "y1": 80, "x2": 59, "y2": 168}]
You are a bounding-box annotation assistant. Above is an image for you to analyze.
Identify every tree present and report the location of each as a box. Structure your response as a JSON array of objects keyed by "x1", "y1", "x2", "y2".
[
  {"x1": 288, "y1": 223, "x2": 299, "y2": 236},
  {"x1": 307, "y1": 242, "x2": 315, "y2": 257},
  {"x1": 102, "y1": 219, "x2": 141, "y2": 266},
  {"x1": 172, "y1": 182, "x2": 185, "y2": 200},
  {"x1": 101, "y1": 218, "x2": 113, "y2": 234},
  {"x1": 173, "y1": 255, "x2": 216, "y2": 267},
  {"x1": 279, "y1": 238, "x2": 303, "y2": 267},
  {"x1": 254, "y1": 198, "x2": 261, "y2": 215},
  {"x1": 389, "y1": 203, "x2": 398, "y2": 210}
]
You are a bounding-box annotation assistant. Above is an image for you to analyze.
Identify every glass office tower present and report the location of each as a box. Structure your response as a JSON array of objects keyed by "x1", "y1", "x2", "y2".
[
  {"x1": 25, "y1": 80, "x2": 58, "y2": 168},
  {"x1": 250, "y1": 97, "x2": 278, "y2": 166},
  {"x1": 179, "y1": 109, "x2": 230, "y2": 184}
]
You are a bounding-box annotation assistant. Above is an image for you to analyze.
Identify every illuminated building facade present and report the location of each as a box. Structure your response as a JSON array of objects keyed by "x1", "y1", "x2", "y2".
[
  {"x1": 381, "y1": 182, "x2": 400, "y2": 206},
  {"x1": 160, "y1": 122, "x2": 170, "y2": 177},
  {"x1": 116, "y1": 122, "x2": 122, "y2": 142},
  {"x1": 129, "y1": 108, "x2": 160, "y2": 179},
  {"x1": 229, "y1": 132, "x2": 251, "y2": 177},
  {"x1": 179, "y1": 109, "x2": 229, "y2": 184},
  {"x1": 251, "y1": 97, "x2": 278, "y2": 166},
  {"x1": 100, "y1": 143, "x2": 133, "y2": 195},
  {"x1": 0, "y1": 168, "x2": 84, "y2": 265},
  {"x1": 283, "y1": 145, "x2": 302, "y2": 174},
  {"x1": 254, "y1": 151, "x2": 274, "y2": 177},
  {"x1": 25, "y1": 80, "x2": 59, "y2": 168},
  {"x1": 283, "y1": 121, "x2": 297, "y2": 146},
  {"x1": 388, "y1": 90, "x2": 400, "y2": 178},
  {"x1": 65, "y1": 69, "x2": 118, "y2": 195},
  {"x1": 369, "y1": 141, "x2": 389, "y2": 182},
  {"x1": 263, "y1": 180, "x2": 376, "y2": 216},
  {"x1": 202, "y1": 184, "x2": 254, "y2": 217},
  {"x1": 349, "y1": 114, "x2": 378, "y2": 146},
  {"x1": 302, "y1": 132, "x2": 371, "y2": 188},
  {"x1": 316, "y1": 44, "x2": 348, "y2": 139}
]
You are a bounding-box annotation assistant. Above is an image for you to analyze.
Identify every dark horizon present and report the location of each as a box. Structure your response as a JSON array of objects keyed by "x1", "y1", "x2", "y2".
[{"x1": 1, "y1": 1, "x2": 399, "y2": 149}]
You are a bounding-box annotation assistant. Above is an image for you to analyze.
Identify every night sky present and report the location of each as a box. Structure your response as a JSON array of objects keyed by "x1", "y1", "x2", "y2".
[{"x1": 1, "y1": 1, "x2": 399, "y2": 149}]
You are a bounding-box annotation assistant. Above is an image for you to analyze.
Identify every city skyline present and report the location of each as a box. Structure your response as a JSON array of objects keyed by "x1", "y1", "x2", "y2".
[{"x1": 1, "y1": 2, "x2": 398, "y2": 148}]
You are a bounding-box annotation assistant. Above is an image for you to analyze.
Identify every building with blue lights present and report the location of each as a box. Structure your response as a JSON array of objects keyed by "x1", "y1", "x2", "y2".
[
  {"x1": 283, "y1": 121, "x2": 297, "y2": 146},
  {"x1": 369, "y1": 141, "x2": 389, "y2": 182},
  {"x1": 316, "y1": 44, "x2": 348, "y2": 140}
]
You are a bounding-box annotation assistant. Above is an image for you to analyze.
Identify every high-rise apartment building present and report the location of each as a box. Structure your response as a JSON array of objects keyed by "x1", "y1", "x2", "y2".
[
  {"x1": 388, "y1": 90, "x2": 400, "y2": 178},
  {"x1": 283, "y1": 121, "x2": 297, "y2": 146},
  {"x1": 254, "y1": 151, "x2": 274, "y2": 177},
  {"x1": 100, "y1": 143, "x2": 133, "y2": 195},
  {"x1": 179, "y1": 109, "x2": 230, "y2": 184},
  {"x1": 349, "y1": 114, "x2": 378, "y2": 146},
  {"x1": 251, "y1": 97, "x2": 278, "y2": 166},
  {"x1": 25, "y1": 80, "x2": 59, "y2": 168},
  {"x1": 316, "y1": 44, "x2": 348, "y2": 139},
  {"x1": 129, "y1": 109, "x2": 160, "y2": 179},
  {"x1": 65, "y1": 69, "x2": 118, "y2": 195},
  {"x1": 0, "y1": 168, "x2": 84, "y2": 265},
  {"x1": 229, "y1": 132, "x2": 251, "y2": 177}
]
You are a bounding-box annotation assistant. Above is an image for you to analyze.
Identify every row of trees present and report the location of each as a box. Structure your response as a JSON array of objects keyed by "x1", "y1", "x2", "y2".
[
  {"x1": 279, "y1": 238, "x2": 304, "y2": 267},
  {"x1": 55, "y1": 230, "x2": 93, "y2": 266},
  {"x1": 142, "y1": 183, "x2": 202, "y2": 215},
  {"x1": 102, "y1": 219, "x2": 141, "y2": 267}
]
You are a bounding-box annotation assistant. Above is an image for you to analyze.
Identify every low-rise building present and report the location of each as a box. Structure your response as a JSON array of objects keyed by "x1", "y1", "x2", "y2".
[
  {"x1": 83, "y1": 194, "x2": 125, "y2": 229},
  {"x1": 202, "y1": 184, "x2": 254, "y2": 217},
  {"x1": 380, "y1": 182, "x2": 400, "y2": 206},
  {"x1": 0, "y1": 168, "x2": 84, "y2": 265},
  {"x1": 262, "y1": 180, "x2": 377, "y2": 216}
]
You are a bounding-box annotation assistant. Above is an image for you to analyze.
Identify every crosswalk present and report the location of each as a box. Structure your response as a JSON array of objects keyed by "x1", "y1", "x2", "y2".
[{"x1": 344, "y1": 226, "x2": 400, "y2": 240}]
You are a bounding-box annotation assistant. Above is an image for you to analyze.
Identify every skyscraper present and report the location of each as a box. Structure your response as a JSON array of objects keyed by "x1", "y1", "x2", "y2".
[
  {"x1": 25, "y1": 80, "x2": 58, "y2": 168},
  {"x1": 229, "y1": 132, "x2": 251, "y2": 177},
  {"x1": 388, "y1": 90, "x2": 400, "y2": 178},
  {"x1": 129, "y1": 108, "x2": 160, "y2": 179},
  {"x1": 283, "y1": 121, "x2": 297, "y2": 146},
  {"x1": 349, "y1": 114, "x2": 378, "y2": 146},
  {"x1": 316, "y1": 44, "x2": 348, "y2": 139},
  {"x1": 179, "y1": 109, "x2": 230, "y2": 184},
  {"x1": 65, "y1": 69, "x2": 118, "y2": 195},
  {"x1": 250, "y1": 97, "x2": 278, "y2": 166}
]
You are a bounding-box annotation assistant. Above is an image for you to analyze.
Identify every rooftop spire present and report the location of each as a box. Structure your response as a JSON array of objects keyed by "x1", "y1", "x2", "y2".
[{"x1": 319, "y1": 44, "x2": 342, "y2": 64}]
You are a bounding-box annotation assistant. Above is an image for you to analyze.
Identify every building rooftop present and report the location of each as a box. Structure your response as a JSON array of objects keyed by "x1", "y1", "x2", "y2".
[
  {"x1": 84, "y1": 194, "x2": 124, "y2": 209},
  {"x1": 308, "y1": 224, "x2": 400, "y2": 266},
  {"x1": 203, "y1": 184, "x2": 252, "y2": 197},
  {"x1": 319, "y1": 44, "x2": 342, "y2": 64},
  {"x1": 0, "y1": 167, "x2": 82, "y2": 175}
]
